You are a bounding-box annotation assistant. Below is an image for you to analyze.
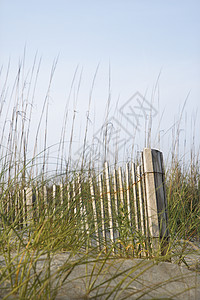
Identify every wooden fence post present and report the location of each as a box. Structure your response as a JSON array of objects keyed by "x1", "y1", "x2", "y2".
[{"x1": 142, "y1": 148, "x2": 169, "y2": 255}]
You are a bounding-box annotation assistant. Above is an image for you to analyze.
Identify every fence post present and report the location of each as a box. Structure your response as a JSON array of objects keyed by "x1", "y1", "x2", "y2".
[{"x1": 142, "y1": 148, "x2": 169, "y2": 256}]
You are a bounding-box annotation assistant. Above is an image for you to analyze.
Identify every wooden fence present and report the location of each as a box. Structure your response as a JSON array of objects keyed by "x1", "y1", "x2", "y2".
[{"x1": 1, "y1": 148, "x2": 169, "y2": 257}]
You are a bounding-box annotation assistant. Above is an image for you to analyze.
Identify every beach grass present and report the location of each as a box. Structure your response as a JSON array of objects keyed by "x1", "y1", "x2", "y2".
[{"x1": 0, "y1": 58, "x2": 199, "y2": 299}]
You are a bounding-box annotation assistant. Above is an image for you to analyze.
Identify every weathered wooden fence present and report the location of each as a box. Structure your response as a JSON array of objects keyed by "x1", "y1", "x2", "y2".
[{"x1": 1, "y1": 148, "x2": 169, "y2": 256}]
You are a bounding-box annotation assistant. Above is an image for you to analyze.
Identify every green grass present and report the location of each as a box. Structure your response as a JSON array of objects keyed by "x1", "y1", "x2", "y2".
[{"x1": 0, "y1": 58, "x2": 199, "y2": 299}]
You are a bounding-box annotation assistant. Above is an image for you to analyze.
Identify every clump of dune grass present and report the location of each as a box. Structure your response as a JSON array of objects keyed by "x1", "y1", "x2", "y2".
[{"x1": 0, "y1": 56, "x2": 199, "y2": 299}]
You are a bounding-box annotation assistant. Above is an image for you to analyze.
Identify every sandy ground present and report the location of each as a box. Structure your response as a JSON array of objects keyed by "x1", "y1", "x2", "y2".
[
  {"x1": 53, "y1": 255, "x2": 200, "y2": 300},
  {"x1": 1, "y1": 248, "x2": 200, "y2": 300}
]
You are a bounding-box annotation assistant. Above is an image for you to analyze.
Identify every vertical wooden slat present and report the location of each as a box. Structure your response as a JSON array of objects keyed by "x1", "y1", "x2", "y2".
[
  {"x1": 60, "y1": 183, "x2": 63, "y2": 218},
  {"x1": 26, "y1": 187, "x2": 33, "y2": 225},
  {"x1": 22, "y1": 188, "x2": 26, "y2": 227},
  {"x1": 53, "y1": 184, "x2": 56, "y2": 216},
  {"x1": 67, "y1": 183, "x2": 70, "y2": 211},
  {"x1": 136, "y1": 165, "x2": 146, "y2": 257},
  {"x1": 105, "y1": 162, "x2": 115, "y2": 250},
  {"x1": 118, "y1": 165, "x2": 125, "y2": 254},
  {"x1": 131, "y1": 162, "x2": 139, "y2": 231},
  {"x1": 8, "y1": 191, "x2": 12, "y2": 223},
  {"x1": 125, "y1": 163, "x2": 131, "y2": 226},
  {"x1": 15, "y1": 189, "x2": 19, "y2": 225},
  {"x1": 18, "y1": 190, "x2": 23, "y2": 228},
  {"x1": 90, "y1": 177, "x2": 100, "y2": 249},
  {"x1": 77, "y1": 175, "x2": 86, "y2": 233},
  {"x1": 98, "y1": 174, "x2": 106, "y2": 245},
  {"x1": 141, "y1": 158, "x2": 149, "y2": 236},
  {"x1": 137, "y1": 165, "x2": 145, "y2": 235},
  {"x1": 118, "y1": 167, "x2": 124, "y2": 206},
  {"x1": 37, "y1": 186, "x2": 44, "y2": 222},
  {"x1": 72, "y1": 180, "x2": 76, "y2": 215},
  {"x1": 113, "y1": 169, "x2": 119, "y2": 228},
  {"x1": 36, "y1": 187, "x2": 40, "y2": 221},
  {"x1": 43, "y1": 185, "x2": 47, "y2": 217},
  {"x1": 113, "y1": 168, "x2": 121, "y2": 252}
]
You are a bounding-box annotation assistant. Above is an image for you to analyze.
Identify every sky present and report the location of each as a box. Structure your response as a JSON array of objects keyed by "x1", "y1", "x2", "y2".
[{"x1": 0, "y1": 0, "x2": 200, "y2": 165}]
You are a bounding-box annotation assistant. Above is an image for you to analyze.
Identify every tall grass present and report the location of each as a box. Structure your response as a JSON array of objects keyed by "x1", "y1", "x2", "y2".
[{"x1": 0, "y1": 57, "x2": 199, "y2": 299}]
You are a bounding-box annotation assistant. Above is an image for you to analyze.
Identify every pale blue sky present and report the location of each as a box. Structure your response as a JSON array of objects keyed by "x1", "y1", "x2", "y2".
[{"x1": 0, "y1": 0, "x2": 200, "y2": 162}]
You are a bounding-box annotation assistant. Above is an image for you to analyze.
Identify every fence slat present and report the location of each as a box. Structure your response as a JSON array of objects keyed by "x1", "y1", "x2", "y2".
[
  {"x1": 131, "y1": 162, "x2": 138, "y2": 231},
  {"x1": 43, "y1": 185, "x2": 47, "y2": 217},
  {"x1": 53, "y1": 184, "x2": 56, "y2": 216},
  {"x1": 89, "y1": 177, "x2": 100, "y2": 249},
  {"x1": 125, "y1": 163, "x2": 131, "y2": 226},
  {"x1": 113, "y1": 169, "x2": 119, "y2": 230},
  {"x1": 98, "y1": 174, "x2": 106, "y2": 246},
  {"x1": 25, "y1": 187, "x2": 33, "y2": 225},
  {"x1": 137, "y1": 165, "x2": 145, "y2": 235},
  {"x1": 118, "y1": 167, "x2": 124, "y2": 207},
  {"x1": 72, "y1": 180, "x2": 76, "y2": 215},
  {"x1": 141, "y1": 158, "x2": 149, "y2": 237},
  {"x1": 67, "y1": 183, "x2": 70, "y2": 211},
  {"x1": 105, "y1": 162, "x2": 115, "y2": 250},
  {"x1": 77, "y1": 175, "x2": 87, "y2": 234},
  {"x1": 60, "y1": 183, "x2": 63, "y2": 218}
]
